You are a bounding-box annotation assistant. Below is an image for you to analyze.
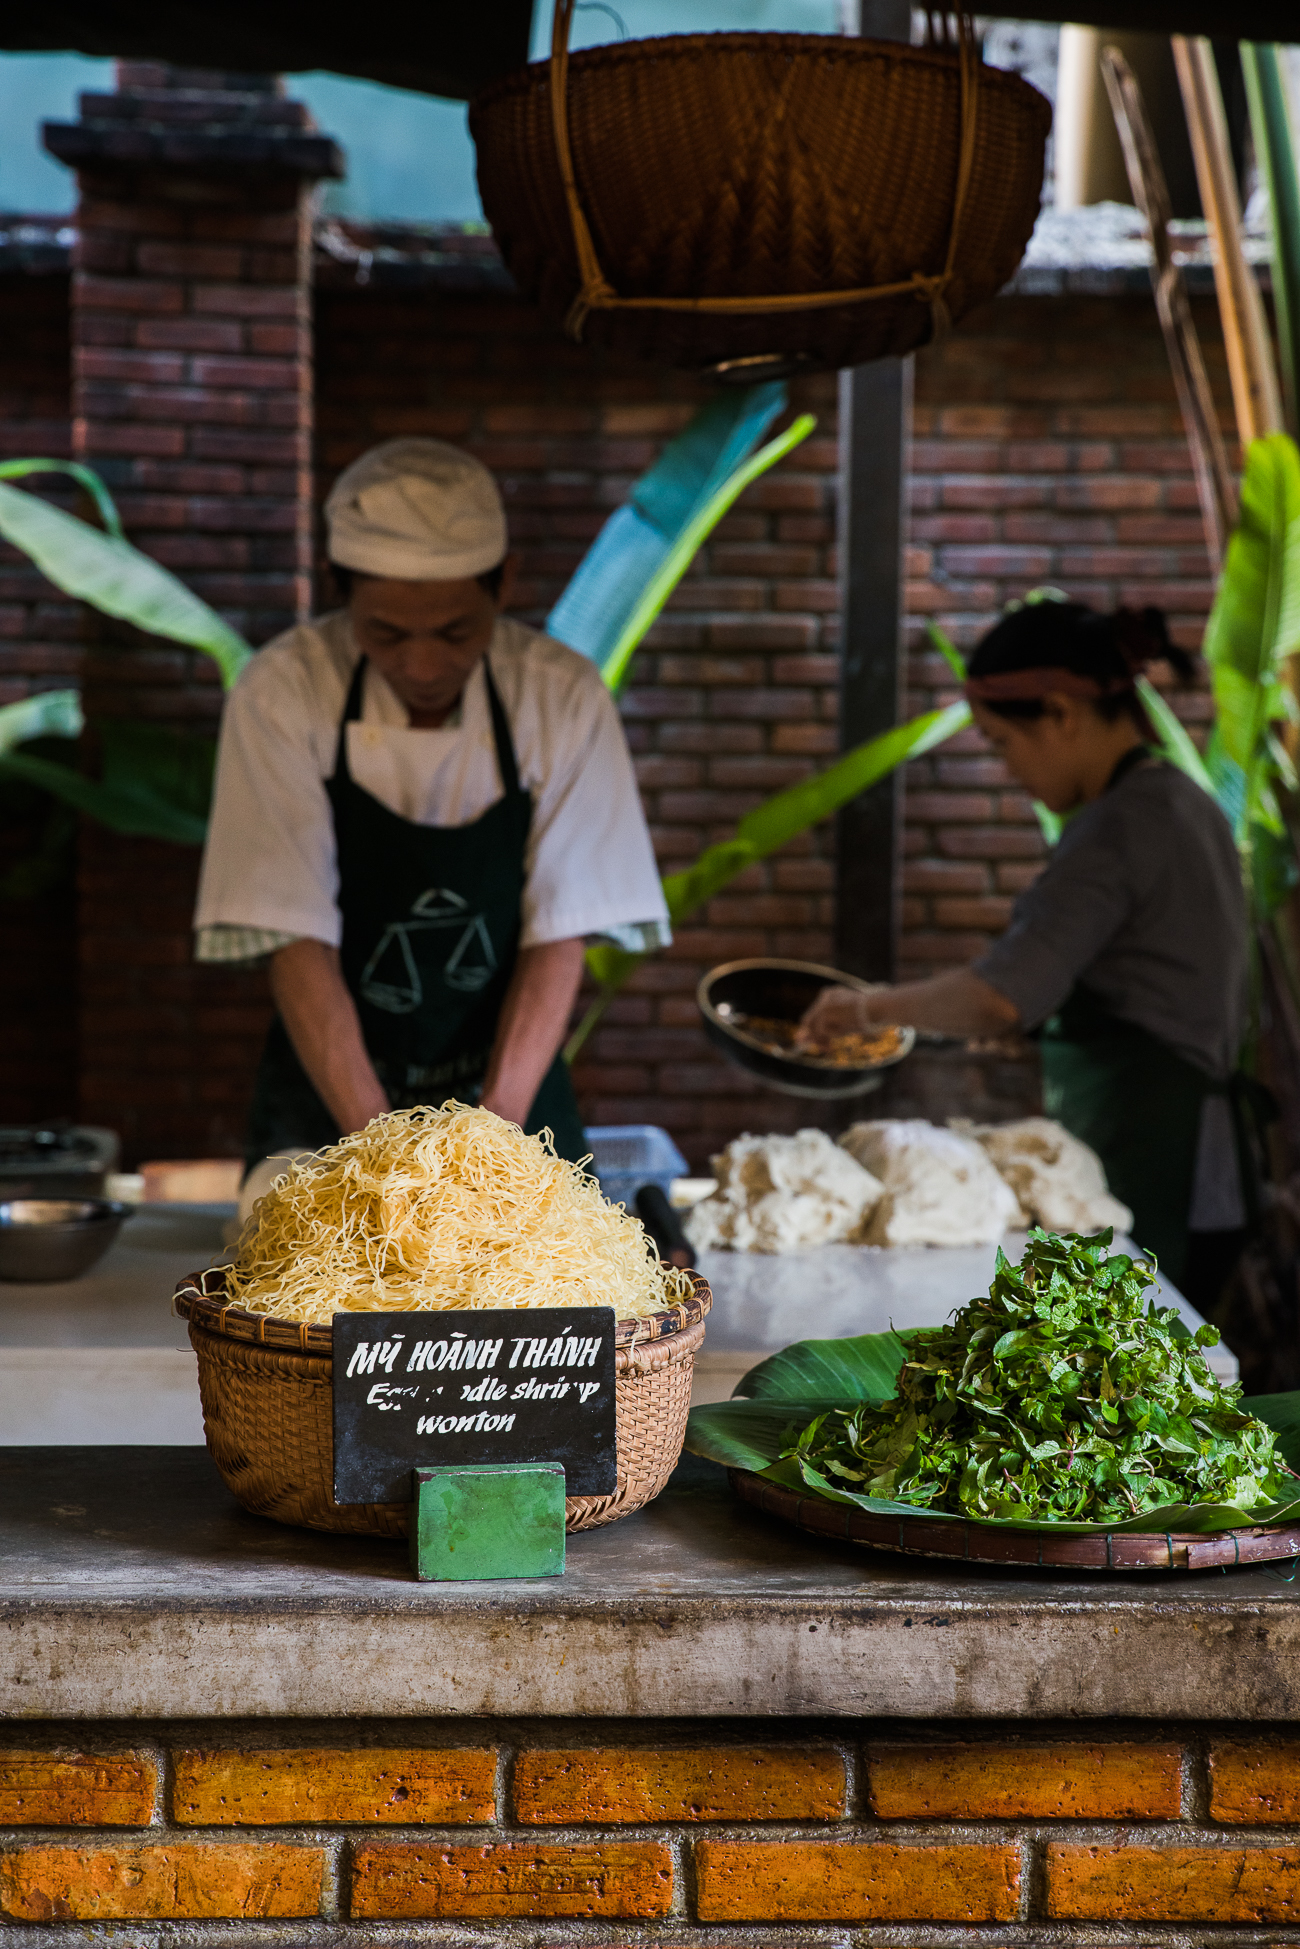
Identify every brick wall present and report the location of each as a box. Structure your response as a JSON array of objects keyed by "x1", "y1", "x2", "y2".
[
  {"x1": 0, "y1": 273, "x2": 79, "y2": 1121},
  {"x1": 900, "y1": 290, "x2": 1227, "y2": 985},
  {"x1": 0, "y1": 252, "x2": 1233, "y2": 1161},
  {"x1": 4, "y1": 1720, "x2": 1300, "y2": 1935},
  {"x1": 45, "y1": 67, "x2": 332, "y2": 1161}
]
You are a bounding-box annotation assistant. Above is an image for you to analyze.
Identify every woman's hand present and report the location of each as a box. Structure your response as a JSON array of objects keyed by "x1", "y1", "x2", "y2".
[
  {"x1": 795, "y1": 983, "x2": 881, "y2": 1047},
  {"x1": 797, "y1": 969, "x2": 1021, "y2": 1044}
]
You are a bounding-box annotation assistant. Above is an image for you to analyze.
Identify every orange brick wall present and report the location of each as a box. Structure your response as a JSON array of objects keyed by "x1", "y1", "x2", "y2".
[{"x1": 5, "y1": 1721, "x2": 1300, "y2": 1936}]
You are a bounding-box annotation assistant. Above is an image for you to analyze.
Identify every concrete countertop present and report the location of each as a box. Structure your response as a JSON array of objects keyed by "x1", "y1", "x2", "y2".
[
  {"x1": 1, "y1": 1212, "x2": 1232, "y2": 1439},
  {"x1": 4, "y1": 1446, "x2": 1299, "y2": 1724},
  {"x1": 0, "y1": 1204, "x2": 229, "y2": 1444}
]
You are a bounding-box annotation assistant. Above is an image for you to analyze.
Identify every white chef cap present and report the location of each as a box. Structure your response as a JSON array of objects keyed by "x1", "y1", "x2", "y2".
[{"x1": 324, "y1": 438, "x2": 507, "y2": 582}]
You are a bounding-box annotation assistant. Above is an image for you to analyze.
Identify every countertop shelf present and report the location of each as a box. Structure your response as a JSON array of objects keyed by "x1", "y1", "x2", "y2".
[{"x1": 2, "y1": 1446, "x2": 1297, "y2": 1723}]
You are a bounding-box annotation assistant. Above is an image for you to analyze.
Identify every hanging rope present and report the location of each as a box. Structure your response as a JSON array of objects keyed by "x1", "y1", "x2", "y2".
[{"x1": 548, "y1": 0, "x2": 982, "y2": 344}]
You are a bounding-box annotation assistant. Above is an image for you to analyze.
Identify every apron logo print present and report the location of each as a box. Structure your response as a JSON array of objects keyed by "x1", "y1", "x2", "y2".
[{"x1": 360, "y1": 888, "x2": 499, "y2": 1013}]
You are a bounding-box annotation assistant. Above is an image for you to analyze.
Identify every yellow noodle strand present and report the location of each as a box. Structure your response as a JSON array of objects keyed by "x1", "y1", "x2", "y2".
[{"x1": 225, "y1": 1102, "x2": 695, "y2": 1323}]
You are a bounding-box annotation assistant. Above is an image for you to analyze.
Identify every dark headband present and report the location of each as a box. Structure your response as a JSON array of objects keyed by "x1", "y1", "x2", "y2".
[{"x1": 964, "y1": 667, "x2": 1137, "y2": 705}]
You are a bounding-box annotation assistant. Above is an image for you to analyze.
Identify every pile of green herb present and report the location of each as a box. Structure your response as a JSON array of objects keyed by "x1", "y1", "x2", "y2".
[{"x1": 782, "y1": 1230, "x2": 1295, "y2": 1523}]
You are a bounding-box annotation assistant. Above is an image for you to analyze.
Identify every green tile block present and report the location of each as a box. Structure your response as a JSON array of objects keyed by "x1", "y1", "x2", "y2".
[{"x1": 409, "y1": 1464, "x2": 566, "y2": 1582}]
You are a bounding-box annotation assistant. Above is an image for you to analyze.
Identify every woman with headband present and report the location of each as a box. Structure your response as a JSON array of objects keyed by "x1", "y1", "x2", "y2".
[{"x1": 799, "y1": 596, "x2": 1250, "y2": 1304}]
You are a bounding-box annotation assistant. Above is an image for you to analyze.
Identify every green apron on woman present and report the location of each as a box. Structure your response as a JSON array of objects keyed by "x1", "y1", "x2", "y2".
[
  {"x1": 1040, "y1": 983, "x2": 1234, "y2": 1285},
  {"x1": 246, "y1": 654, "x2": 586, "y2": 1169},
  {"x1": 975, "y1": 746, "x2": 1257, "y2": 1292}
]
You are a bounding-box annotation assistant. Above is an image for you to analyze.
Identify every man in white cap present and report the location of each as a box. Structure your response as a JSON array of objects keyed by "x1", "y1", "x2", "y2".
[{"x1": 195, "y1": 438, "x2": 669, "y2": 1183}]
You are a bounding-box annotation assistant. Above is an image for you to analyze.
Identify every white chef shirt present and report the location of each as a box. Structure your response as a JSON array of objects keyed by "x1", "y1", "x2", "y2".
[{"x1": 194, "y1": 610, "x2": 670, "y2": 962}]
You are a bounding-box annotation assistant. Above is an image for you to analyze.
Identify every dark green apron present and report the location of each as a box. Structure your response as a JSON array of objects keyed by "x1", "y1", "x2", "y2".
[
  {"x1": 1040, "y1": 984, "x2": 1225, "y2": 1284},
  {"x1": 245, "y1": 653, "x2": 586, "y2": 1169},
  {"x1": 1036, "y1": 750, "x2": 1256, "y2": 1286}
]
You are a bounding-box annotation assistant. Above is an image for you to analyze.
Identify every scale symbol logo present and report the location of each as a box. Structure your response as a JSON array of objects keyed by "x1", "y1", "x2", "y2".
[{"x1": 360, "y1": 888, "x2": 497, "y2": 1013}]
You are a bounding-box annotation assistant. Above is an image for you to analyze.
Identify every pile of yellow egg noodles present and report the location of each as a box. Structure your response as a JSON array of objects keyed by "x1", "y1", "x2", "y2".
[{"x1": 225, "y1": 1103, "x2": 695, "y2": 1324}]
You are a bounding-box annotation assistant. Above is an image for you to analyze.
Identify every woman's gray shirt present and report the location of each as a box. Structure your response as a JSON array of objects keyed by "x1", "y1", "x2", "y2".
[{"x1": 975, "y1": 760, "x2": 1247, "y2": 1078}]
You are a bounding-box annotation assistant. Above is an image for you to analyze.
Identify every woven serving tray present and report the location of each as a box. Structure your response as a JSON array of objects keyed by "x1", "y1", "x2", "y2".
[{"x1": 730, "y1": 1468, "x2": 1300, "y2": 1573}]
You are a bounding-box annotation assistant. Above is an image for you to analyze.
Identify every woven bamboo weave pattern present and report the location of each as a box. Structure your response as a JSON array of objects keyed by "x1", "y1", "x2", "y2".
[
  {"x1": 470, "y1": 31, "x2": 1050, "y2": 370},
  {"x1": 179, "y1": 1275, "x2": 710, "y2": 1538},
  {"x1": 175, "y1": 1267, "x2": 709, "y2": 1353}
]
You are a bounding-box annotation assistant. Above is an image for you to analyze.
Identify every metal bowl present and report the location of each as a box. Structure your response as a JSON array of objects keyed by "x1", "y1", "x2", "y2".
[
  {"x1": 698, "y1": 958, "x2": 916, "y2": 1100},
  {"x1": 0, "y1": 1198, "x2": 131, "y2": 1283}
]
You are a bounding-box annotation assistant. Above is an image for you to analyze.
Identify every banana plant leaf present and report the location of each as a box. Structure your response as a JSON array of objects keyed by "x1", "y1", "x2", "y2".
[
  {"x1": 1243, "y1": 45, "x2": 1300, "y2": 436},
  {"x1": 684, "y1": 1328, "x2": 1300, "y2": 1537},
  {"x1": 1201, "y1": 433, "x2": 1300, "y2": 887},
  {"x1": 0, "y1": 460, "x2": 124, "y2": 537},
  {"x1": 576, "y1": 700, "x2": 971, "y2": 1008},
  {"x1": 0, "y1": 466, "x2": 252, "y2": 690},
  {"x1": 546, "y1": 384, "x2": 788, "y2": 687},
  {"x1": 0, "y1": 719, "x2": 215, "y2": 846},
  {"x1": 0, "y1": 688, "x2": 82, "y2": 755},
  {"x1": 1135, "y1": 673, "x2": 1216, "y2": 793},
  {"x1": 925, "y1": 619, "x2": 966, "y2": 681}
]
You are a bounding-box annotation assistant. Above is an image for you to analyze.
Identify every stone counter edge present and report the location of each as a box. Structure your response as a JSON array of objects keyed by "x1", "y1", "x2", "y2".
[{"x1": 3, "y1": 1598, "x2": 1297, "y2": 1720}]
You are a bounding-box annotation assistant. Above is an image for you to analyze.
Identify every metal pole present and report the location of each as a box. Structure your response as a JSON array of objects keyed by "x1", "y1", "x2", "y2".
[{"x1": 834, "y1": 0, "x2": 913, "y2": 982}]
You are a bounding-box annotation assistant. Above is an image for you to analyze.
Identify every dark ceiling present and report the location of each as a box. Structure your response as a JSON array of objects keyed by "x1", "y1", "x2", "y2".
[
  {"x1": 1016, "y1": 2, "x2": 1296, "y2": 32},
  {"x1": 0, "y1": 2, "x2": 536, "y2": 105},
  {"x1": 0, "y1": 2, "x2": 1289, "y2": 103}
]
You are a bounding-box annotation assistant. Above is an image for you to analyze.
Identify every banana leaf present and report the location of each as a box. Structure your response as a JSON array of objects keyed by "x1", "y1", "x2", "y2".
[
  {"x1": 546, "y1": 384, "x2": 788, "y2": 687},
  {"x1": 0, "y1": 467, "x2": 252, "y2": 689},
  {"x1": 1135, "y1": 673, "x2": 1216, "y2": 793},
  {"x1": 925, "y1": 619, "x2": 966, "y2": 681},
  {"x1": 646, "y1": 700, "x2": 970, "y2": 941},
  {"x1": 1201, "y1": 434, "x2": 1300, "y2": 865},
  {"x1": 0, "y1": 719, "x2": 215, "y2": 846},
  {"x1": 572, "y1": 700, "x2": 971, "y2": 1031},
  {"x1": 0, "y1": 688, "x2": 82, "y2": 755},
  {"x1": 1242, "y1": 46, "x2": 1300, "y2": 437},
  {"x1": 684, "y1": 1328, "x2": 1300, "y2": 1537},
  {"x1": 735, "y1": 1329, "x2": 910, "y2": 1402},
  {"x1": 0, "y1": 460, "x2": 125, "y2": 538}
]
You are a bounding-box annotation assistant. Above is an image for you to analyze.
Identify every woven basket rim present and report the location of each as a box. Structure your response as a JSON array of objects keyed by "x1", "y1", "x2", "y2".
[
  {"x1": 474, "y1": 30, "x2": 1047, "y2": 104},
  {"x1": 174, "y1": 1264, "x2": 711, "y2": 1355}
]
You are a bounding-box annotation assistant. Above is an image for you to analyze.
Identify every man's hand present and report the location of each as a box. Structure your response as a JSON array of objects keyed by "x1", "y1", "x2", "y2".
[
  {"x1": 269, "y1": 938, "x2": 389, "y2": 1135},
  {"x1": 270, "y1": 934, "x2": 588, "y2": 1142},
  {"x1": 478, "y1": 937, "x2": 586, "y2": 1128}
]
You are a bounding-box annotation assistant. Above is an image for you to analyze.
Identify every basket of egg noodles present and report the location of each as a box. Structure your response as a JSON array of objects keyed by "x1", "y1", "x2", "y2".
[{"x1": 174, "y1": 1104, "x2": 710, "y2": 1537}]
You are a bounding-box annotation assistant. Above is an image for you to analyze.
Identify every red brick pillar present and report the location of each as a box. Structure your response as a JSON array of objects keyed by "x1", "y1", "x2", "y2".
[{"x1": 43, "y1": 67, "x2": 341, "y2": 1164}]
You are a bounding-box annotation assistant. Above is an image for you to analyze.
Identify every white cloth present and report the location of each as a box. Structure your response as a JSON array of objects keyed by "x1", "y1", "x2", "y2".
[
  {"x1": 193, "y1": 610, "x2": 670, "y2": 960},
  {"x1": 325, "y1": 438, "x2": 507, "y2": 580}
]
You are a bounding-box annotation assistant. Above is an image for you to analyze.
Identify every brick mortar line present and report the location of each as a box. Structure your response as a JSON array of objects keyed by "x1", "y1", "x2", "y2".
[
  {"x1": 13, "y1": 1818, "x2": 1298, "y2": 1844},
  {"x1": 319, "y1": 1831, "x2": 345, "y2": 1923},
  {"x1": 1186, "y1": 1726, "x2": 1212, "y2": 1822}
]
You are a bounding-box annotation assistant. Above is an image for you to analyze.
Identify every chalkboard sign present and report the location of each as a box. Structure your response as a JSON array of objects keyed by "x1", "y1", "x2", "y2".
[{"x1": 332, "y1": 1308, "x2": 618, "y2": 1504}]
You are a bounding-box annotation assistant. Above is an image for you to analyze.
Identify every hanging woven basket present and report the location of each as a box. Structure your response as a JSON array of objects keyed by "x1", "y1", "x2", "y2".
[{"x1": 469, "y1": 8, "x2": 1051, "y2": 376}]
